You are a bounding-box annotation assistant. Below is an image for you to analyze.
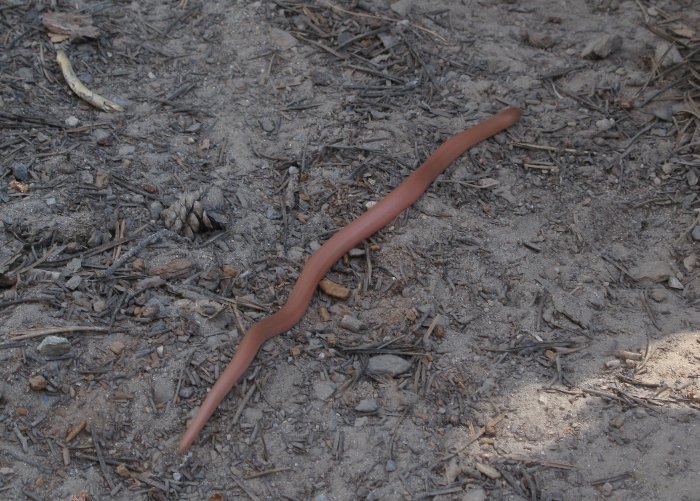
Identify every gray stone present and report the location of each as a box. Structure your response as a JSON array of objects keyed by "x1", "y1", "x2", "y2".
[
  {"x1": 355, "y1": 398, "x2": 378, "y2": 412},
  {"x1": 385, "y1": 459, "x2": 397, "y2": 472},
  {"x1": 65, "y1": 275, "x2": 82, "y2": 290},
  {"x1": 65, "y1": 116, "x2": 80, "y2": 127},
  {"x1": 340, "y1": 315, "x2": 364, "y2": 332},
  {"x1": 313, "y1": 380, "x2": 337, "y2": 401},
  {"x1": 581, "y1": 34, "x2": 622, "y2": 59},
  {"x1": 12, "y1": 163, "x2": 29, "y2": 181},
  {"x1": 270, "y1": 28, "x2": 297, "y2": 50},
  {"x1": 149, "y1": 201, "x2": 163, "y2": 220},
  {"x1": 390, "y1": 0, "x2": 413, "y2": 17},
  {"x1": 668, "y1": 277, "x2": 684, "y2": 290},
  {"x1": 260, "y1": 117, "x2": 275, "y2": 132},
  {"x1": 266, "y1": 206, "x2": 282, "y2": 220},
  {"x1": 691, "y1": 225, "x2": 700, "y2": 242},
  {"x1": 152, "y1": 379, "x2": 174, "y2": 404},
  {"x1": 366, "y1": 355, "x2": 411, "y2": 377},
  {"x1": 655, "y1": 42, "x2": 683, "y2": 68},
  {"x1": 628, "y1": 261, "x2": 674, "y2": 283},
  {"x1": 179, "y1": 386, "x2": 194, "y2": 399},
  {"x1": 92, "y1": 129, "x2": 110, "y2": 142},
  {"x1": 37, "y1": 336, "x2": 71, "y2": 357}
]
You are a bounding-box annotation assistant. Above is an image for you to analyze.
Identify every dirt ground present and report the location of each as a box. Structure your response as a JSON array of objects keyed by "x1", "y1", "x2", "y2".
[{"x1": 1, "y1": 0, "x2": 699, "y2": 499}]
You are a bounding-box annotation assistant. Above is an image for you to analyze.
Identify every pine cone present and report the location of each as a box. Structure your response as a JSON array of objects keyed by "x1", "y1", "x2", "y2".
[{"x1": 160, "y1": 191, "x2": 218, "y2": 239}]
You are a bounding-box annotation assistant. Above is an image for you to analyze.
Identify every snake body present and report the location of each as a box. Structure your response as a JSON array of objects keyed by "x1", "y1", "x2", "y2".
[{"x1": 179, "y1": 107, "x2": 522, "y2": 452}]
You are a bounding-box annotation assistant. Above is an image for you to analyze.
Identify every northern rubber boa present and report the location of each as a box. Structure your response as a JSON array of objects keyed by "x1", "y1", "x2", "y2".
[{"x1": 179, "y1": 106, "x2": 522, "y2": 452}]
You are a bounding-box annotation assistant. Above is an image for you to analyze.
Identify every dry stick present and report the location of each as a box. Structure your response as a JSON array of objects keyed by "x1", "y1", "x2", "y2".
[
  {"x1": 232, "y1": 380, "x2": 258, "y2": 425},
  {"x1": 14, "y1": 244, "x2": 67, "y2": 275},
  {"x1": 0, "y1": 296, "x2": 57, "y2": 311},
  {"x1": 48, "y1": 224, "x2": 150, "y2": 267},
  {"x1": 1, "y1": 447, "x2": 50, "y2": 473},
  {"x1": 91, "y1": 427, "x2": 115, "y2": 489},
  {"x1": 243, "y1": 467, "x2": 292, "y2": 480},
  {"x1": 231, "y1": 474, "x2": 260, "y2": 501},
  {"x1": 99, "y1": 228, "x2": 169, "y2": 279},
  {"x1": 11, "y1": 325, "x2": 110, "y2": 341}
]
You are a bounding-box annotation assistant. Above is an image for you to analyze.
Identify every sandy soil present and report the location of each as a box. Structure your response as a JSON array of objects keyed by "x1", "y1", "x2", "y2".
[{"x1": 1, "y1": 0, "x2": 699, "y2": 499}]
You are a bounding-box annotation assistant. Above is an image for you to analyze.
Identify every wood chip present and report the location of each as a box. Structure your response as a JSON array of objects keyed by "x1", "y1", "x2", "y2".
[
  {"x1": 318, "y1": 306, "x2": 331, "y2": 321},
  {"x1": 319, "y1": 278, "x2": 350, "y2": 299},
  {"x1": 149, "y1": 258, "x2": 194, "y2": 279},
  {"x1": 65, "y1": 419, "x2": 87, "y2": 443}
]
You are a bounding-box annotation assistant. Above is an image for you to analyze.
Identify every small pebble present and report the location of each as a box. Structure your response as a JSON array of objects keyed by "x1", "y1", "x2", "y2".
[
  {"x1": 595, "y1": 118, "x2": 615, "y2": 130},
  {"x1": 668, "y1": 277, "x2": 684, "y2": 290},
  {"x1": 65, "y1": 116, "x2": 80, "y2": 127},
  {"x1": 367, "y1": 355, "x2": 411, "y2": 377},
  {"x1": 152, "y1": 379, "x2": 173, "y2": 404},
  {"x1": 605, "y1": 359, "x2": 621, "y2": 369},
  {"x1": 654, "y1": 41, "x2": 683, "y2": 68},
  {"x1": 339, "y1": 315, "x2": 364, "y2": 332},
  {"x1": 12, "y1": 163, "x2": 29, "y2": 181},
  {"x1": 313, "y1": 380, "x2": 337, "y2": 401},
  {"x1": 37, "y1": 336, "x2": 71, "y2": 357},
  {"x1": 29, "y1": 375, "x2": 48, "y2": 391},
  {"x1": 581, "y1": 34, "x2": 622, "y2": 59},
  {"x1": 269, "y1": 27, "x2": 297, "y2": 50},
  {"x1": 385, "y1": 459, "x2": 397, "y2": 472},
  {"x1": 110, "y1": 341, "x2": 125, "y2": 355},
  {"x1": 260, "y1": 117, "x2": 276, "y2": 132},
  {"x1": 691, "y1": 225, "x2": 700, "y2": 242},
  {"x1": 65, "y1": 275, "x2": 82, "y2": 290},
  {"x1": 390, "y1": 0, "x2": 412, "y2": 17},
  {"x1": 266, "y1": 206, "x2": 282, "y2": 220},
  {"x1": 149, "y1": 201, "x2": 163, "y2": 220},
  {"x1": 179, "y1": 387, "x2": 194, "y2": 399},
  {"x1": 355, "y1": 398, "x2": 378, "y2": 413}
]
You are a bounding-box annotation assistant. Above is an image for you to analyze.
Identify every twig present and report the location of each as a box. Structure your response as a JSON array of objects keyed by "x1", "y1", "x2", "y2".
[
  {"x1": 91, "y1": 427, "x2": 115, "y2": 489},
  {"x1": 243, "y1": 467, "x2": 292, "y2": 480},
  {"x1": 99, "y1": 228, "x2": 170, "y2": 279},
  {"x1": 232, "y1": 381, "x2": 258, "y2": 425},
  {"x1": 231, "y1": 474, "x2": 260, "y2": 501},
  {"x1": 13, "y1": 244, "x2": 67, "y2": 275},
  {"x1": 11, "y1": 325, "x2": 110, "y2": 341}
]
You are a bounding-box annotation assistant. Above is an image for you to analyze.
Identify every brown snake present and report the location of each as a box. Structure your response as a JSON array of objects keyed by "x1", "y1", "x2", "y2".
[{"x1": 179, "y1": 107, "x2": 522, "y2": 452}]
